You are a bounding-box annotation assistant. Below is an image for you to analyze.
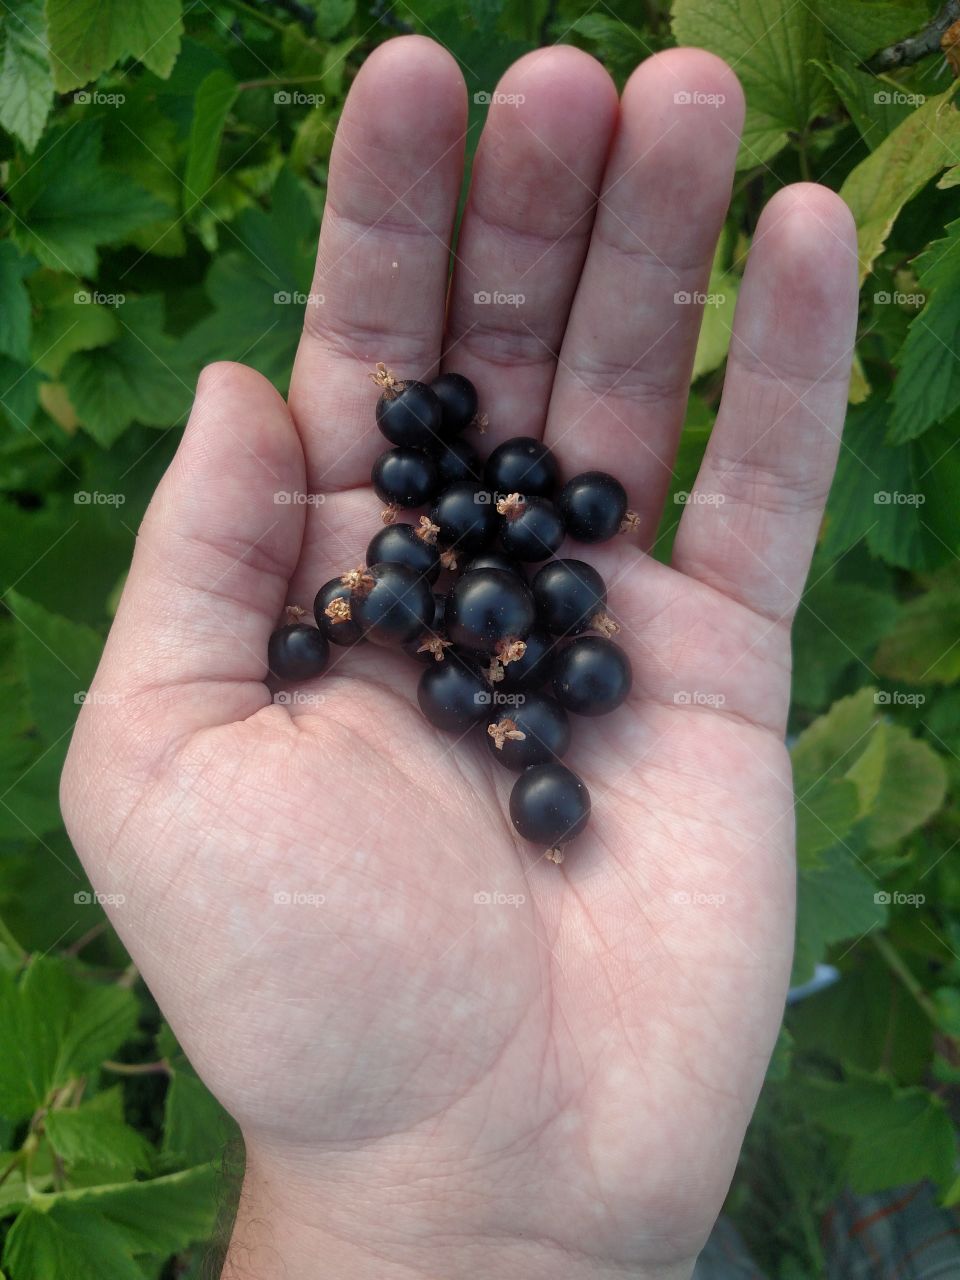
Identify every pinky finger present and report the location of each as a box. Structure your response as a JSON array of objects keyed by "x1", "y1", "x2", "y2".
[{"x1": 671, "y1": 183, "x2": 859, "y2": 625}]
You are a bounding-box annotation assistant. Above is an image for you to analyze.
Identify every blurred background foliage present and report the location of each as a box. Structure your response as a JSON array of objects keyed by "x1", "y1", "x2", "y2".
[{"x1": 1, "y1": 0, "x2": 960, "y2": 1275}]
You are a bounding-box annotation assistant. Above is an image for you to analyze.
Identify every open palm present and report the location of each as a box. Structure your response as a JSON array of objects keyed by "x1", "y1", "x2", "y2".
[{"x1": 61, "y1": 36, "x2": 857, "y2": 1280}]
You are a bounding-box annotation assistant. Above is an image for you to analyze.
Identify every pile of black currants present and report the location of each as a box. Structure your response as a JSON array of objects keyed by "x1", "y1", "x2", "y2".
[{"x1": 267, "y1": 368, "x2": 637, "y2": 865}]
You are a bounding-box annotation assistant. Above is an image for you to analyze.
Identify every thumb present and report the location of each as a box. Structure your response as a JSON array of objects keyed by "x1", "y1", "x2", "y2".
[{"x1": 90, "y1": 361, "x2": 306, "y2": 733}]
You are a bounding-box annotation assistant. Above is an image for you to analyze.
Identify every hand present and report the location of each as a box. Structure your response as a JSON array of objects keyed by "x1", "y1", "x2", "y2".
[{"x1": 61, "y1": 36, "x2": 857, "y2": 1280}]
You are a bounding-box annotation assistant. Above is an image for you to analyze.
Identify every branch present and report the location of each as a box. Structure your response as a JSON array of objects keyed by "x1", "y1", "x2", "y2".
[{"x1": 863, "y1": 0, "x2": 960, "y2": 74}]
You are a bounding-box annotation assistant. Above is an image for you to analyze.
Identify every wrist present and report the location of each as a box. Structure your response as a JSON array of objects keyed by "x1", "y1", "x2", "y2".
[{"x1": 221, "y1": 1145, "x2": 695, "y2": 1280}]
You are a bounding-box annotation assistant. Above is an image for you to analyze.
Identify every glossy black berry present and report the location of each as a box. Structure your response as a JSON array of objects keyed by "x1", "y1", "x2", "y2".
[
  {"x1": 509, "y1": 763, "x2": 591, "y2": 853},
  {"x1": 268, "y1": 624, "x2": 329, "y2": 681},
  {"x1": 403, "y1": 593, "x2": 449, "y2": 663},
  {"x1": 532, "y1": 559, "x2": 609, "y2": 635},
  {"x1": 498, "y1": 495, "x2": 565, "y2": 562},
  {"x1": 434, "y1": 436, "x2": 482, "y2": 487},
  {"x1": 366, "y1": 522, "x2": 441, "y2": 585},
  {"x1": 430, "y1": 372, "x2": 478, "y2": 437},
  {"x1": 486, "y1": 691, "x2": 570, "y2": 771},
  {"x1": 314, "y1": 578, "x2": 364, "y2": 647},
  {"x1": 446, "y1": 568, "x2": 536, "y2": 656},
  {"x1": 372, "y1": 447, "x2": 439, "y2": 509},
  {"x1": 484, "y1": 437, "x2": 559, "y2": 500},
  {"x1": 552, "y1": 636, "x2": 632, "y2": 716},
  {"x1": 417, "y1": 654, "x2": 491, "y2": 732},
  {"x1": 349, "y1": 563, "x2": 433, "y2": 646},
  {"x1": 375, "y1": 371, "x2": 442, "y2": 449},
  {"x1": 497, "y1": 627, "x2": 553, "y2": 689},
  {"x1": 429, "y1": 481, "x2": 498, "y2": 557},
  {"x1": 558, "y1": 471, "x2": 629, "y2": 543},
  {"x1": 462, "y1": 551, "x2": 523, "y2": 577}
]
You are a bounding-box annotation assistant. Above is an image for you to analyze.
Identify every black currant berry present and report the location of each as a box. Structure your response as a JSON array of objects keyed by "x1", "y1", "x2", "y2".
[
  {"x1": 446, "y1": 567, "x2": 536, "y2": 658},
  {"x1": 558, "y1": 471, "x2": 630, "y2": 543},
  {"x1": 497, "y1": 494, "x2": 565, "y2": 562},
  {"x1": 509, "y1": 763, "x2": 591, "y2": 861},
  {"x1": 493, "y1": 627, "x2": 553, "y2": 689},
  {"x1": 268, "y1": 624, "x2": 329, "y2": 681},
  {"x1": 486, "y1": 691, "x2": 570, "y2": 771},
  {"x1": 366, "y1": 522, "x2": 441, "y2": 585},
  {"x1": 434, "y1": 435, "x2": 482, "y2": 487},
  {"x1": 430, "y1": 372, "x2": 478, "y2": 437},
  {"x1": 372, "y1": 447, "x2": 439, "y2": 510},
  {"x1": 417, "y1": 654, "x2": 491, "y2": 732},
  {"x1": 484, "y1": 437, "x2": 559, "y2": 499},
  {"x1": 372, "y1": 364, "x2": 442, "y2": 449},
  {"x1": 314, "y1": 578, "x2": 364, "y2": 647},
  {"x1": 348, "y1": 563, "x2": 433, "y2": 646},
  {"x1": 403, "y1": 593, "x2": 450, "y2": 663},
  {"x1": 532, "y1": 559, "x2": 617, "y2": 636},
  {"x1": 552, "y1": 636, "x2": 632, "y2": 716},
  {"x1": 463, "y1": 550, "x2": 524, "y2": 578},
  {"x1": 429, "y1": 481, "x2": 498, "y2": 560}
]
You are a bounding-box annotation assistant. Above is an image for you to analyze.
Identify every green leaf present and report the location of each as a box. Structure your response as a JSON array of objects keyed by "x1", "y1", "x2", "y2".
[
  {"x1": 182, "y1": 168, "x2": 316, "y2": 390},
  {"x1": 840, "y1": 88, "x2": 960, "y2": 284},
  {"x1": 45, "y1": 1094, "x2": 153, "y2": 1171},
  {"x1": 792, "y1": 581, "x2": 897, "y2": 708},
  {"x1": 889, "y1": 218, "x2": 960, "y2": 441},
  {"x1": 857, "y1": 725, "x2": 947, "y2": 847},
  {"x1": 0, "y1": 0, "x2": 53, "y2": 151},
  {"x1": 315, "y1": 0, "x2": 356, "y2": 39},
  {"x1": 690, "y1": 261, "x2": 738, "y2": 380},
  {"x1": 9, "y1": 121, "x2": 164, "y2": 275},
  {"x1": 672, "y1": 0, "x2": 833, "y2": 169},
  {"x1": 183, "y1": 71, "x2": 238, "y2": 217},
  {"x1": 61, "y1": 296, "x2": 195, "y2": 446},
  {"x1": 99, "y1": 97, "x2": 186, "y2": 259},
  {"x1": 795, "y1": 777, "x2": 861, "y2": 863},
  {"x1": 568, "y1": 15, "x2": 650, "y2": 84},
  {"x1": 816, "y1": 56, "x2": 915, "y2": 151},
  {"x1": 3, "y1": 1166, "x2": 217, "y2": 1280},
  {"x1": 0, "y1": 243, "x2": 34, "y2": 364},
  {"x1": 792, "y1": 846, "x2": 886, "y2": 984},
  {"x1": 45, "y1": 0, "x2": 183, "y2": 91},
  {"x1": 0, "y1": 957, "x2": 137, "y2": 1122},
  {"x1": 162, "y1": 1071, "x2": 234, "y2": 1166},
  {"x1": 0, "y1": 354, "x2": 43, "y2": 430},
  {"x1": 813, "y1": 0, "x2": 931, "y2": 63},
  {"x1": 875, "y1": 574, "x2": 960, "y2": 684},
  {"x1": 823, "y1": 396, "x2": 960, "y2": 570},
  {"x1": 653, "y1": 395, "x2": 714, "y2": 563},
  {"x1": 28, "y1": 273, "x2": 119, "y2": 377},
  {"x1": 6, "y1": 590, "x2": 103, "y2": 743},
  {"x1": 793, "y1": 1069, "x2": 955, "y2": 1192}
]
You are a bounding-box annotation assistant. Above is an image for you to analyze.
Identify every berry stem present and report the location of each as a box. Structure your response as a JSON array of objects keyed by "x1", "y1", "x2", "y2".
[
  {"x1": 545, "y1": 846, "x2": 565, "y2": 865},
  {"x1": 590, "y1": 612, "x2": 621, "y2": 638},
  {"x1": 416, "y1": 516, "x2": 440, "y2": 544},
  {"x1": 284, "y1": 604, "x2": 306, "y2": 623},
  {"x1": 370, "y1": 361, "x2": 401, "y2": 398},
  {"x1": 619, "y1": 510, "x2": 641, "y2": 534},
  {"x1": 380, "y1": 503, "x2": 400, "y2": 525},
  {"x1": 495, "y1": 637, "x2": 527, "y2": 667}
]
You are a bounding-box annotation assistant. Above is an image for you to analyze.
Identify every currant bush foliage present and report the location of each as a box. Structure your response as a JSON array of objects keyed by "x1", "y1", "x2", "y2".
[{"x1": 0, "y1": 1, "x2": 958, "y2": 1275}]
